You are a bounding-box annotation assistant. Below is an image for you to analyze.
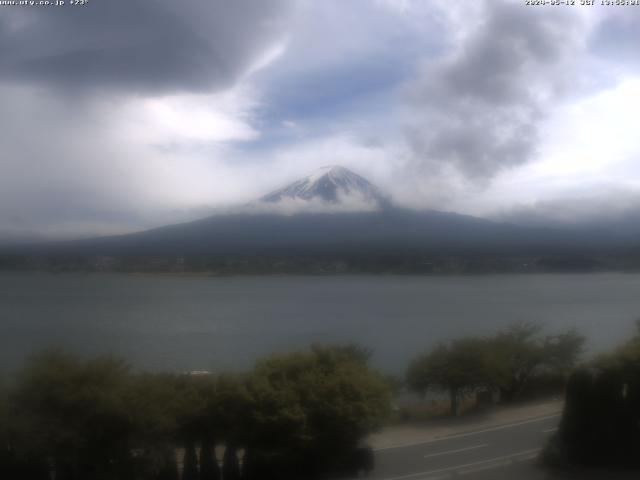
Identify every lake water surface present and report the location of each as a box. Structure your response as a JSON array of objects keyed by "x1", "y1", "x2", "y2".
[{"x1": 1, "y1": 272, "x2": 639, "y2": 374}]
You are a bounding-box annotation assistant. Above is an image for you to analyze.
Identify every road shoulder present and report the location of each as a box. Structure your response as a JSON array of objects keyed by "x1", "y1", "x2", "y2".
[{"x1": 370, "y1": 399, "x2": 563, "y2": 451}]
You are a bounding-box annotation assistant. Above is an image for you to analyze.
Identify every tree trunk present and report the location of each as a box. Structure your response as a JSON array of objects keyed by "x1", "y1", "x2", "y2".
[
  {"x1": 156, "y1": 449, "x2": 179, "y2": 480},
  {"x1": 222, "y1": 445, "x2": 241, "y2": 480},
  {"x1": 182, "y1": 441, "x2": 198, "y2": 480},
  {"x1": 199, "y1": 437, "x2": 221, "y2": 480},
  {"x1": 240, "y1": 447, "x2": 254, "y2": 480},
  {"x1": 450, "y1": 387, "x2": 460, "y2": 416}
]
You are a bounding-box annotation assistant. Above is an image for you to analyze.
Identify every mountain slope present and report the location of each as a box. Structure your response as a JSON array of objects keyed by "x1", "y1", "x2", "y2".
[
  {"x1": 21, "y1": 208, "x2": 616, "y2": 259},
  {"x1": 2, "y1": 167, "x2": 633, "y2": 269}
]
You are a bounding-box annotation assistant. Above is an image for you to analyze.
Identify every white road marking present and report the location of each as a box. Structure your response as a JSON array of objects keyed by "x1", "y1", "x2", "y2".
[
  {"x1": 417, "y1": 475, "x2": 451, "y2": 480},
  {"x1": 458, "y1": 459, "x2": 512, "y2": 475},
  {"x1": 374, "y1": 413, "x2": 560, "y2": 451},
  {"x1": 380, "y1": 448, "x2": 542, "y2": 480},
  {"x1": 423, "y1": 443, "x2": 488, "y2": 459},
  {"x1": 458, "y1": 450, "x2": 540, "y2": 475}
]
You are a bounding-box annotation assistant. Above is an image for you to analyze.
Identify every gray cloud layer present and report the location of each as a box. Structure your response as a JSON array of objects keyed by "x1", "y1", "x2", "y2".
[
  {"x1": 0, "y1": 1, "x2": 298, "y2": 240},
  {"x1": 405, "y1": 0, "x2": 583, "y2": 180},
  {"x1": 496, "y1": 188, "x2": 640, "y2": 236},
  {"x1": 0, "y1": 1, "x2": 638, "y2": 240},
  {"x1": 0, "y1": 0, "x2": 293, "y2": 94}
]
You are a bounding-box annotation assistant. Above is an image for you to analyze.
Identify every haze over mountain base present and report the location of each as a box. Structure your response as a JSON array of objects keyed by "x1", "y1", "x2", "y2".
[{"x1": 2, "y1": 167, "x2": 639, "y2": 274}]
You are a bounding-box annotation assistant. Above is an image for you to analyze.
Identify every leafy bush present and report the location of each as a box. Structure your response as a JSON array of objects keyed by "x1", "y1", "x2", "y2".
[{"x1": 0, "y1": 345, "x2": 390, "y2": 480}]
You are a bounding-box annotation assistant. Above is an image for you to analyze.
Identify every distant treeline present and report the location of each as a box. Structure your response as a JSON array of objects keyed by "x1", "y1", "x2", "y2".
[
  {"x1": 2, "y1": 252, "x2": 640, "y2": 274},
  {"x1": 406, "y1": 323, "x2": 585, "y2": 416},
  {"x1": 0, "y1": 345, "x2": 390, "y2": 480}
]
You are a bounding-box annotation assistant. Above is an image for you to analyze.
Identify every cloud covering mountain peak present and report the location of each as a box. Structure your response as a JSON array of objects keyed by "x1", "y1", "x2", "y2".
[{"x1": 255, "y1": 165, "x2": 390, "y2": 213}]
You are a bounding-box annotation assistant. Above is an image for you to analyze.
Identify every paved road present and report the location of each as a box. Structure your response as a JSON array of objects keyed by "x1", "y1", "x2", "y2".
[{"x1": 371, "y1": 414, "x2": 560, "y2": 480}]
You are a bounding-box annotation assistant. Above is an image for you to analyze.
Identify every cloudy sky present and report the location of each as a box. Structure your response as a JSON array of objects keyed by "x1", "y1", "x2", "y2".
[{"x1": 1, "y1": 0, "x2": 640, "y2": 240}]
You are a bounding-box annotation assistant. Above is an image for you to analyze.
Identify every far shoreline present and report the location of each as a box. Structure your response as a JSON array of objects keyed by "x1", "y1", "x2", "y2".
[{"x1": 3, "y1": 268, "x2": 640, "y2": 278}]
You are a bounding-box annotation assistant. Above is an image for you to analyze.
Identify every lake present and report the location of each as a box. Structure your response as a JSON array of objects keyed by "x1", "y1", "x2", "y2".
[{"x1": 1, "y1": 272, "x2": 639, "y2": 375}]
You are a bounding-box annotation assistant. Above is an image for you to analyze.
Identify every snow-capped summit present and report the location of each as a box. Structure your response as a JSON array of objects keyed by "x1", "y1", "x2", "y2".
[{"x1": 259, "y1": 165, "x2": 389, "y2": 211}]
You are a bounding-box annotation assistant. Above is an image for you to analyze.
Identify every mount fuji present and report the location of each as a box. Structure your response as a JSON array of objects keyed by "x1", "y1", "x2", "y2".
[
  {"x1": 259, "y1": 165, "x2": 390, "y2": 211},
  {"x1": 2, "y1": 166, "x2": 626, "y2": 272}
]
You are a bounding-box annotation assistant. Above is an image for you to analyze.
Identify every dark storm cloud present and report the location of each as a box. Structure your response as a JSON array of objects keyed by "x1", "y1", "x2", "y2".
[
  {"x1": 0, "y1": 0, "x2": 293, "y2": 94},
  {"x1": 405, "y1": 0, "x2": 582, "y2": 180},
  {"x1": 495, "y1": 189, "x2": 640, "y2": 235}
]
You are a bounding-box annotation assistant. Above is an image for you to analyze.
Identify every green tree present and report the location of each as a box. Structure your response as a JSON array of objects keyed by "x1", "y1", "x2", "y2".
[
  {"x1": 207, "y1": 374, "x2": 252, "y2": 445},
  {"x1": 3, "y1": 345, "x2": 390, "y2": 480},
  {"x1": 126, "y1": 372, "x2": 219, "y2": 480},
  {"x1": 0, "y1": 376, "x2": 13, "y2": 478},
  {"x1": 0, "y1": 376, "x2": 8, "y2": 446},
  {"x1": 594, "y1": 320, "x2": 640, "y2": 371},
  {"x1": 407, "y1": 337, "x2": 494, "y2": 415},
  {"x1": 11, "y1": 351, "x2": 135, "y2": 480},
  {"x1": 244, "y1": 344, "x2": 391, "y2": 478},
  {"x1": 490, "y1": 322, "x2": 546, "y2": 401},
  {"x1": 408, "y1": 323, "x2": 586, "y2": 412},
  {"x1": 491, "y1": 323, "x2": 585, "y2": 401},
  {"x1": 543, "y1": 328, "x2": 585, "y2": 374},
  {"x1": 546, "y1": 324, "x2": 640, "y2": 468},
  {"x1": 126, "y1": 373, "x2": 183, "y2": 479}
]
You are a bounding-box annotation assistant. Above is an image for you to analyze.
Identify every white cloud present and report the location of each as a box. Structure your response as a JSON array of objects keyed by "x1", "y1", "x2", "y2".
[
  {"x1": 536, "y1": 77, "x2": 640, "y2": 181},
  {"x1": 238, "y1": 193, "x2": 380, "y2": 216},
  {"x1": 0, "y1": 81, "x2": 265, "y2": 239},
  {"x1": 427, "y1": 75, "x2": 640, "y2": 221},
  {"x1": 123, "y1": 90, "x2": 259, "y2": 145},
  {"x1": 3, "y1": 0, "x2": 640, "y2": 240}
]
